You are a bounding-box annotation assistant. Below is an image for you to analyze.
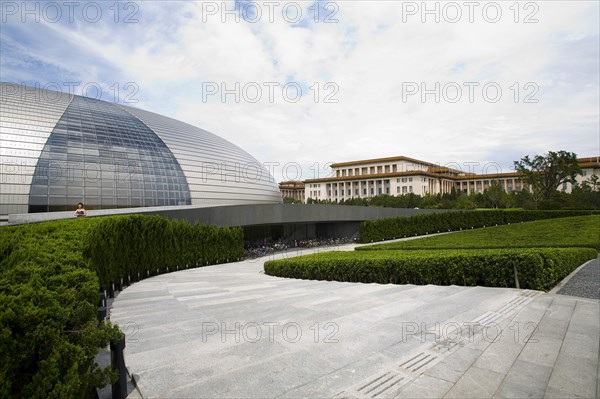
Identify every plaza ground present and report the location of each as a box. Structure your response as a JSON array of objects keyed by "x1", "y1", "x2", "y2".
[{"x1": 110, "y1": 245, "x2": 599, "y2": 398}]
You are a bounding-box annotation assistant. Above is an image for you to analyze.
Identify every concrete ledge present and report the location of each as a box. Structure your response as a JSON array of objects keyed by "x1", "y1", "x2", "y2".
[{"x1": 9, "y1": 204, "x2": 449, "y2": 227}]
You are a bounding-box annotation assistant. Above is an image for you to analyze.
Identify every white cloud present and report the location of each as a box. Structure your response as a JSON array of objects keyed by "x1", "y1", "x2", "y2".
[{"x1": 1, "y1": 0, "x2": 598, "y2": 181}]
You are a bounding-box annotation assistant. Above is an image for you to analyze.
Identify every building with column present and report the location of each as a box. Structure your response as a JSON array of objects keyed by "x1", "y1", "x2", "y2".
[
  {"x1": 279, "y1": 180, "x2": 305, "y2": 202},
  {"x1": 302, "y1": 155, "x2": 599, "y2": 203}
]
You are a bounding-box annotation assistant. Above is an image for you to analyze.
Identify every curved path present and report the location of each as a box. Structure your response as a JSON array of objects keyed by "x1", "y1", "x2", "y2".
[{"x1": 111, "y1": 246, "x2": 599, "y2": 398}]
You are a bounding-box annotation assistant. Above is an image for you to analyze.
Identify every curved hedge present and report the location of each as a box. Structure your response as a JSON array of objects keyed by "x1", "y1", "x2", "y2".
[
  {"x1": 0, "y1": 215, "x2": 243, "y2": 398},
  {"x1": 264, "y1": 248, "x2": 597, "y2": 291},
  {"x1": 359, "y1": 210, "x2": 600, "y2": 243},
  {"x1": 83, "y1": 215, "x2": 244, "y2": 286},
  {"x1": 0, "y1": 219, "x2": 121, "y2": 398}
]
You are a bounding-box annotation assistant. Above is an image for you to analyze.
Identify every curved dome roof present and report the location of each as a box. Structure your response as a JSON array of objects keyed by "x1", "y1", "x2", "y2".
[{"x1": 0, "y1": 82, "x2": 281, "y2": 219}]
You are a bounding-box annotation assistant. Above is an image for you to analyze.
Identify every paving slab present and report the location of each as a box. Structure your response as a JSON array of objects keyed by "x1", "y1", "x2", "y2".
[{"x1": 109, "y1": 246, "x2": 599, "y2": 398}]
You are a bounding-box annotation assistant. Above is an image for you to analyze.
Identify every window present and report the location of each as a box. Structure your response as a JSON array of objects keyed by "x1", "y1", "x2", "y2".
[
  {"x1": 409, "y1": 186, "x2": 413, "y2": 193},
  {"x1": 397, "y1": 178, "x2": 400, "y2": 183},
  {"x1": 582, "y1": 171, "x2": 587, "y2": 176},
  {"x1": 408, "y1": 177, "x2": 413, "y2": 182},
  {"x1": 397, "y1": 187, "x2": 400, "y2": 193},
  {"x1": 402, "y1": 178, "x2": 407, "y2": 183},
  {"x1": 402, "y1": 186, "x2": 407, "y2": 193}
]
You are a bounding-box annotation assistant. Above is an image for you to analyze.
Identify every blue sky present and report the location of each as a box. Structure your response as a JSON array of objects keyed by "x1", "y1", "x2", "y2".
[{"x1": 1, "y1": 1, "x2": 598, "y2": 181}]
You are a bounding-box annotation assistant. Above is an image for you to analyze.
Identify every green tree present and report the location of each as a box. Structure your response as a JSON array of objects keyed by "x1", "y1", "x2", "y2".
[
  {"x1": 513, "y1": 151, "x2": 581, "y2": 200},
  {"x1": 484, "y1": 181, "x2": 505, "y2": 208},
  {"x1": 282, "y1": 196, "x2": 301, "y2": 204}
]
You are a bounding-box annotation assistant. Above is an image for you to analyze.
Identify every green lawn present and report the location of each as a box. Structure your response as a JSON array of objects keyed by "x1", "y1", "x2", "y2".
[{"x1": 357, "y1": 215, "x2": 600, "y2": 251}]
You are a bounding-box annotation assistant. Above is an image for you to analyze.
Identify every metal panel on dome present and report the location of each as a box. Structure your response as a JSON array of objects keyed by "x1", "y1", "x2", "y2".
[
  {"x1": 0, "y1": 83, "x2": 73, "y2": 219},
  {"x1": 120, "y1": 104, "x2": 282, "y2": 206},
  {"x1": 1, "y1": 82, "x2": 281, "y2": 223}
]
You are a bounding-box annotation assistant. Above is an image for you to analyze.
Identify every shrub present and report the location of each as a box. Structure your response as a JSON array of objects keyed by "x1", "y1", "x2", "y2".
[
  {"x1": 264, "y1": 248, "x2": 597, "y2": 291},
  {"x1": 0, "y1": 219, "x2": 121, "y2": 398},
  {"x1": 359, "y1": 209, "x2": 600, "y2": 243},
  {"x1": 0, "y1": 215, "x2": 243, "y2": 398},
  {"x1": 83, "y1": 215, "x2": 244, "y2": 286}
]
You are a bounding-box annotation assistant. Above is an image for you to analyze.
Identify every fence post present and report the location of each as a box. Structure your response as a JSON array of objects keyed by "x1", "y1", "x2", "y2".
[
  {"x1": 110, "y1": 337, "x2": 127, "y2": 399},
  {"x1": 513, "y1": 263, "x2": 520, "y2": 289},
  {"x1": 98, "y1": 287, "x2": 107, "y2": 323}
]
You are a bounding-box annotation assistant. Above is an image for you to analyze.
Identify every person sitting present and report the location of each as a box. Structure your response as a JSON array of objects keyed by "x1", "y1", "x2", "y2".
[{"x1": 74, "y1": 202, "x2": 87, "y2": 217}]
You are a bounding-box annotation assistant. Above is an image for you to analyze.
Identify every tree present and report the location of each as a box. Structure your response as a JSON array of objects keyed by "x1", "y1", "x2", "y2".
[
  {"x1": 513, "y1": 151, "x2": 581, "y2": 200},
  {"x1": 282, "y1": 196, "x2": 301, "y2": 204},
  {"x1": 484, "y1": 181, "x2": 505, "y2": 208}
]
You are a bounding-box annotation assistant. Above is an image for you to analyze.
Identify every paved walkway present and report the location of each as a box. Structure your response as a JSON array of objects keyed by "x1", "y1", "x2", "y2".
[
  {"x1": 110, "y1": 246, "x2": 600, "y2": 398},
  {"x1": 558, "y1": 257, "x2": 600, "y2": 300}
]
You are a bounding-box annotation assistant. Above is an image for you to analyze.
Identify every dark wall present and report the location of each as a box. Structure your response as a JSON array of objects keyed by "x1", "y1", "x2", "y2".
[
  {"x1": 144, "y1": 204, "x2": 449, "y2": 244},
  {"x1": 145, "y1": 204, "x2": 446, "y2": 227}
]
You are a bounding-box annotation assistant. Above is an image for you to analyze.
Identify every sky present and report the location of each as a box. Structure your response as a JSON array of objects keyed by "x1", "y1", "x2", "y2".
[{"x1": 1, "y1": 0, "x2": 599, "y2": 182}]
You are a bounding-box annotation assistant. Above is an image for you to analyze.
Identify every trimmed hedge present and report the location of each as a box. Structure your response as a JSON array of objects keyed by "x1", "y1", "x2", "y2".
[
  {"x1": 83, "y1": 215, "x2": 244, "y2": 286},
  {"x1": 358, "y1": 215, "x2": 600, "y2": 251},
  {"x1": 0, "y1": 219, "x2": 121, "y2": 398},
  {"x1": 264, "y1": 248, "x2": 597, "y2": 291},
  {"x1": 359, "y1": 210, "x2": 600, "y2": 243},
  {"x1": 0, "y1": 215, "x2": 243, "y2": 398}
]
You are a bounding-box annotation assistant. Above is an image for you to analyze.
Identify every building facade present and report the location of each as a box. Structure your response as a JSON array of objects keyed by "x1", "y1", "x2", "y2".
[
  {"x1": 0, "y1": 82, "x2": 281, "y2": 223},
  {"x1": 279, "y1": 180, "x2": 305, "y2": 202},
  {"x1": 303, "y1": 155, "x2": 599, "y2": 203}
]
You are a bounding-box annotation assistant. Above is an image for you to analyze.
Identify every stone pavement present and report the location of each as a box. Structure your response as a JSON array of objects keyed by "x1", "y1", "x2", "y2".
[{"x1": 110, "y1": 246, "x2": 600, "y2": 398}]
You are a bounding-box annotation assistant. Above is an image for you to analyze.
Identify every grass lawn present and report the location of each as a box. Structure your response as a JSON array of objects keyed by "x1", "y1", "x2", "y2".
[{"x1": 357, "y1": 215, "x2": 600, "y2": 251}]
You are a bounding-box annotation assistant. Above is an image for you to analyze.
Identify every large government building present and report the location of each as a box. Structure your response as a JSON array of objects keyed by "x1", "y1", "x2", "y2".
[
  {"x1": 0, "y1": 82, "x2": 281, "y2": 224},
  {"x1": 281, "y1": 155, "x2": 599, "y2": 203}
]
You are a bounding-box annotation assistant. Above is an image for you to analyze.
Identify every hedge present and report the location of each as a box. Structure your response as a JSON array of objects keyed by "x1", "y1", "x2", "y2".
[
  {"x1": 359, "y1": 210, "x2": 600, "y2": 243},
  {"x1": 0, "y1": 219, "x2": 120, "y2": 398},
  {"x1": 0, "y1": 215, "x2": 243, "y2": 398},
  {"x1": 264, "y1": 248, "x2": 597, "y2": 291},
  {"x1": 358, "y1": 215, "x2": 600, "y2": 251},
  {"x1": 83, "y1": 215, "x2": 244, "y2": 286}
]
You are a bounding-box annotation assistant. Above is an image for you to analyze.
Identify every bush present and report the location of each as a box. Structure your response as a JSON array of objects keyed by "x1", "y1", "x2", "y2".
[
  {"x1": 0, "y1": 215, "x2": 243, "y2": 398},
  {"x1": 358, "y1": 216, "x2": 600, "y2": 251},
  {"x1": 83, "y1": 215, "x2": 244, "y2": 286},
  {"x1": 359, "y1": 209, "x2": 600, "y2": 243},
  {"x1": 0, "y1": 219, "x2": 121, "y2": 398},
  {"x1": 264, "y1": 248, "x2": 597, "y2": 291}
]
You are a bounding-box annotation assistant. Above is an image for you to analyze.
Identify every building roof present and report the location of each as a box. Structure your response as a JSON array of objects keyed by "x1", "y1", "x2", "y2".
[
  {"x1": 305, "y1": 170, "x2": 444, "y2": 183},
  {"x1": 279, "y1": 180, "x2": 305, "y2": 188},
  {"x1": 330, "y1": 155, "x2": 438, "y2": 168}
]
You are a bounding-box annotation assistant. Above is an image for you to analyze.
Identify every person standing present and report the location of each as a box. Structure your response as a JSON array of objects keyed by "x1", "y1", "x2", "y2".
[{"x1": 74, "y1": 202, "x2": 87, "y2": 217}]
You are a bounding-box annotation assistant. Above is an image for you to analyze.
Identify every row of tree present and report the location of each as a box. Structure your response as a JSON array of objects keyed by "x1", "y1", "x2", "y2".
[{"x1": 293, "y1": 180, "x2": 598, "y2": 210}]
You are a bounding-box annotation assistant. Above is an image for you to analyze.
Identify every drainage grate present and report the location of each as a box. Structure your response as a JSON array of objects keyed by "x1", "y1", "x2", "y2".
[{"x1": 357, "y1": 371, "x2": 405, "y2": 398}]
